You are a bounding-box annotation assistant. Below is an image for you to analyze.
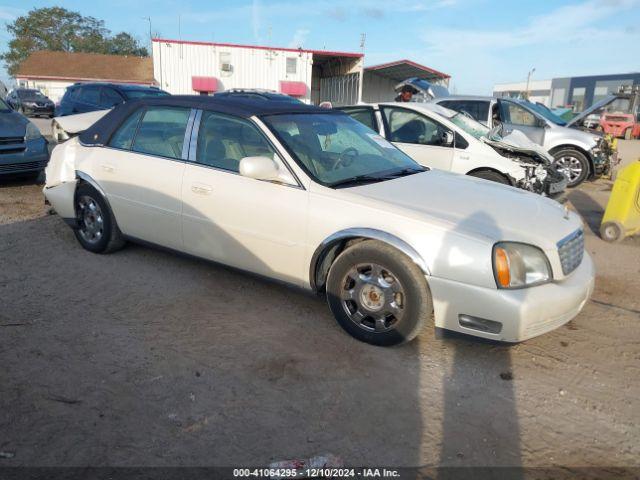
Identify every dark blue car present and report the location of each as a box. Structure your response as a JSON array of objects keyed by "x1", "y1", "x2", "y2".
[
  {"x1": 0, "y1": 97, "x2": 49, "y2": 179},
  {"x1": 56, "y1": 83, "x2": 169, "y2": 116}
]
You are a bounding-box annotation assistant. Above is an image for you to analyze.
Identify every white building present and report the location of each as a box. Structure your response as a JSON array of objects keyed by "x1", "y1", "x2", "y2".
[
  {"x1": 152, "y1": 38, "x2": 364, "y2": 106},
  {"x1": 16, "y1": 51, "x2": 155, "y2": 103}
]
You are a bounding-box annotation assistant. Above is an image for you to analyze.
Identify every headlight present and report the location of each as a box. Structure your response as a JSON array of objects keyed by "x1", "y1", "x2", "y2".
[
  {"x1": 493, "y1": 242, "x2": 552, "y2": 289},
  {"x1": 25, "y1": 122, "x2": 42, "y2": 140}
]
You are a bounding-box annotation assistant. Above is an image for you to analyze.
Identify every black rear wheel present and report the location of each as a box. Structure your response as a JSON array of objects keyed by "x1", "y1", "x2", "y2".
[{"x1": 73, "y1": 183, "x2": 125, "y2": 254}]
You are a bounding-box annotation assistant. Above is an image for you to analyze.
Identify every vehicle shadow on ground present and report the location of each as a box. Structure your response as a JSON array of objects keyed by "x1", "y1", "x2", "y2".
[
  {"x1": 567, "y1": 189, "x2": 605, "y2": 236},
  {"x1": 0, "y1": 187, "x2": 426, "y2": 468},
  {"x1": 432, "y1": 211, "x2": 523, "y2": 478}
]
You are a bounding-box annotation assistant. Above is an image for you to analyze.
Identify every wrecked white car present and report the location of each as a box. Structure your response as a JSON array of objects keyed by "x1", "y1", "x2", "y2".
[{"x1": 339, "y1": 102, "x2": 567, "y2": 197}]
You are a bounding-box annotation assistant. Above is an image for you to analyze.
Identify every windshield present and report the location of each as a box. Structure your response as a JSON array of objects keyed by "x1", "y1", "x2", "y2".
[
  {"x1": 0, "y1": 98, "x2": 9, "y2": 110},
  {"x1": 524, "y1": 101, "x2": 567, "y2": 126},
  {"x1": 263, "y1": 113, "x2": 423, "y2": 187},
  {"x1": 124, "y1": 89, "x2": 170, "y2": 99},
  {"x1": 450, "y1": 112, "x2": 490, "y2": 140},
  {"x1": 18, "y1": 90, "x2": 46, "y2": 100}
]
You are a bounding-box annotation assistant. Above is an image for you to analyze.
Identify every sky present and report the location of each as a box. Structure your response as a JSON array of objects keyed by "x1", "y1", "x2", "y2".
[{"x1": 1, "y1": 0, "x2": 639, "y2": 94}]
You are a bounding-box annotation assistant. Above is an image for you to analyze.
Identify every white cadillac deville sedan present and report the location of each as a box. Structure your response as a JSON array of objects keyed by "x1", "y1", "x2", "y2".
[{"x1": 44, "y1": 96, "x2": 595, "y2": 346}]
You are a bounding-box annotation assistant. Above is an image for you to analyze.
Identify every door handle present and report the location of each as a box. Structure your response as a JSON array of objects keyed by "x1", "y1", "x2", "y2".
[
  {"x1": 101, "y1": 164, "x2": 115, "y2": 173},
  {"x1": 191, "y1": 183, "x2": 213, "y2": 195}
]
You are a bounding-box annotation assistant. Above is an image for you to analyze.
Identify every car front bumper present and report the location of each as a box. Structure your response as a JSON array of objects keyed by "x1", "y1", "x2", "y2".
[
  {"x1": 22, "y1": 104, "x2": 55, "y2": 116},
  {"x1": 0, "y1": 137, "x2": 49, "y2": 176},
  {"x1": 428, "y1": 253, "x2": 595, "y2": 342}
]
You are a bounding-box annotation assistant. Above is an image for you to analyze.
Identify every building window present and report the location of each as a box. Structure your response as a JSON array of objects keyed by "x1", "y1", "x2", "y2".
[
  {"x1": 219, "y1": 52, "x2": 232, "y2": 76},
  {"x1": 571, "y1": 87, "x2": 586, "y2": 112},
  {"x1": 286, "y1": 57, "x2": 297, "y2": 75}
]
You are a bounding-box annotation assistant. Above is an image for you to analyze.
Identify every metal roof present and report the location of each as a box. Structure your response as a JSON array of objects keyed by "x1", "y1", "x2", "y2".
[
  {"x1": 152, "y1": 38, "x2": 363, "y2": 58},
  {"x1": 365, "y1": 59, "x2": 450, "y2": 81}
]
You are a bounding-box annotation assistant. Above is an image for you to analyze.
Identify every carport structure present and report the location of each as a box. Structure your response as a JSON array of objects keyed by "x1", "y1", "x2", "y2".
[{"x1": 362, "y1": 59, "x2": 450, "y2": 103}]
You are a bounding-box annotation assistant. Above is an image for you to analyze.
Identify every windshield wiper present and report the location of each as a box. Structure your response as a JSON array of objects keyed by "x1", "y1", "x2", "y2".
[
  {"x1": 381, "y1": 167, "x2": 426, "y2": 179},
  {"x1": 330, "y1": 174, "x2": 387, "y2": 188}
]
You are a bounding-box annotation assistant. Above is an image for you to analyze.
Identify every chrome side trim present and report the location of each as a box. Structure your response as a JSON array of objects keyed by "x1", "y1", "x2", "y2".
[
  {"x1": 309, "y1": 228, "x2": 429, "y2": 291},
  {"x1": 181, "y1": 109, "x2": 197, "y2": 160},
  {"x1": 188, "y1": 110, "x2": 203, "y2": 162}
]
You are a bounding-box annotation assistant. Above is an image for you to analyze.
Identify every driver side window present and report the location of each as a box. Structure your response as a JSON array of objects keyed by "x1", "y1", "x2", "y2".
[
  {"x1": 382, "y1": 107, "x2": 452, "y2": 147},
  {"x1": 501, "y1": 102, "x2": 539, "y2": 127}
]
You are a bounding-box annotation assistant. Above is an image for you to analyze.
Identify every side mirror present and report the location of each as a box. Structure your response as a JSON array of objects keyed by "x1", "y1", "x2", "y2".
[{"x1": 239, "y1": 156, "x2": 296, "y2": 185}]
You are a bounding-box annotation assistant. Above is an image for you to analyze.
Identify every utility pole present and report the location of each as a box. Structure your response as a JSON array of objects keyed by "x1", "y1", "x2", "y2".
[
  {"x1": 360, "y1": 33, "x2": 366, "y2": 53},
  {"x1": 525, "y1": 67, "x2": 535, "y2": 99},
  {"x1": 143, "y1": 17, "x2": 152, "y2": 52}
]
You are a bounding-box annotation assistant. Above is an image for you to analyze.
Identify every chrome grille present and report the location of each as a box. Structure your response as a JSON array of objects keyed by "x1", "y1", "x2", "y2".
[{"x1": 557, "y1": 229, "x2": 584, "y2": 275}]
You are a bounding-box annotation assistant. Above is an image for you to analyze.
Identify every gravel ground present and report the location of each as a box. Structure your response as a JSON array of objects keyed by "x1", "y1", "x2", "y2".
[{"x1": 0, "y1": 140, "x2": 638, "y2": 471}]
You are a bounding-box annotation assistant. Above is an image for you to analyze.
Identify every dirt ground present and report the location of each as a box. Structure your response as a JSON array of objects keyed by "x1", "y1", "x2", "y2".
[{"x1": 0, "y1": 140, "x2": 639, "y2": 472}]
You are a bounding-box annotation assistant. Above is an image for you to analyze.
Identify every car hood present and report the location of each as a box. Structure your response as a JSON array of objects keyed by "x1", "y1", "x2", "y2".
[
  {"x1": 0, "y1": 110, "x2": 28, "y2": 137},
  {"x1": 566, "y1": 95, "x2": 617, "y2": 127},
  {"x1": 347, "y1": 170, "x2": 581, "y2": 250},
  {"x1": 54, "y1": 109, "x2": 110, "y2": 134},
  {"x1": 481, "y1": 128, "x2": 554, "y2": 163}
]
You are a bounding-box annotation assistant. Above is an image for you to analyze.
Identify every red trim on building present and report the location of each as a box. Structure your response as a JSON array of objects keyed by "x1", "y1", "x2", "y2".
[
  {"x1": 16, "y1": 75, "x2": 155, "y2": 85},
  {"x1": 192, "y1": 76, "x2": 218, "y2": 92},
  {"x1": 152, "y1": 38, "x2": 363, "y2": 58},
  {"x1": 279, "y1": 81, "x2": 307, "y2": 97},
  {"x1": 365, "y1": 59, "x2": 450, "y2": 79}
]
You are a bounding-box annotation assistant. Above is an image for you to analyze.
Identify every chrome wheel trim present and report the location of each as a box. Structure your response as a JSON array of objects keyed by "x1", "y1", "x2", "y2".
[
  {"x1": 77, "y1": 195, "x2": 104, "y2": 244},
  {"x1": 554, "y1": 156, "x2": 583, "y2": 183},
  {"x1": 340, "y1": 263, "x2": 405, "y2": 333}
]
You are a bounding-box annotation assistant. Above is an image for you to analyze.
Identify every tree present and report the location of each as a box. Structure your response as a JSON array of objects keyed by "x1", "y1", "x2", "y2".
[
  {"x1": 1, "y1": 7, "x2": 148, "y2": 77},
  {"x1": 107, "y1": 32, "x2": 148, "y2": 57}
]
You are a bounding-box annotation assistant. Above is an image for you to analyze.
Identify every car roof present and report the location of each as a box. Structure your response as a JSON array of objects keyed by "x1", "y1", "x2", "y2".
[
  {"x1": 377, "y1": 101, "x2": 458, "y2": 118},
  {"x1": 79, "y1": 95, "x2": 342, "y2": 146},
  {"x1": 71, "y1": 82, "x2": 161, "y2": 91},
  {"x1": 434, "y1": 95, "x2": 495, "y2": 102}
]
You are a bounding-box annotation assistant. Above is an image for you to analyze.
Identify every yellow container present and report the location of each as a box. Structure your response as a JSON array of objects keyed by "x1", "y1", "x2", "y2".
[{"x1": 600, "y1": 160, "x2": 640, "y2": 242}]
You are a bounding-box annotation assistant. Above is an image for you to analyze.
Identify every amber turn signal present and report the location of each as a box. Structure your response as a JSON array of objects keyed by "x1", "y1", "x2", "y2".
[{"x1": 494, "y1": 247, "x2": 511, "y2": 288}]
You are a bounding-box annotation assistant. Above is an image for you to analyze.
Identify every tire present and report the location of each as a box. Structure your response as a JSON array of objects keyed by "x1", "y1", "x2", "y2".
[
  {"x1": 600, "y1": 221, "x2": 624, "y2": 243},
  {"x1": 73, "y1": 183, "x2": 125, "y2": 254},
  {"x1": 326, "y1": 240, "x2": 432, "y2": 346},
  {"x1": 468, "y1": 169, "x2": 511, "y2": 185},
  {"x1": 624, "y1": 128, "x2": 633, "y2": 140},
  {"x1": 552, "y1": 148, "x2": 590, "y2": 187},
  {"x1": 33, "y1": 169, "x2": 45, "y2": 184}
]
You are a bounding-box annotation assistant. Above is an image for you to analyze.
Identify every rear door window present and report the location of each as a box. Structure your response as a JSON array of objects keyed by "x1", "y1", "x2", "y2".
[
  {"x1": 439, "y1": 100, "x2": 489, "y2": 123},
  {"x1": 131, "y1": 107, "x2": 191, "y2": 159}
]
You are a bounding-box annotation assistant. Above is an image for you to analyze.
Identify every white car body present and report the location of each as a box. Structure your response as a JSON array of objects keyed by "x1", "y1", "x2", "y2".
[
  {"x1": 44, "y1": 99, "x2": 594, "y2": 343},
  {"x1": 341, "y1": 102, "x2": 529, "y2": 181}
]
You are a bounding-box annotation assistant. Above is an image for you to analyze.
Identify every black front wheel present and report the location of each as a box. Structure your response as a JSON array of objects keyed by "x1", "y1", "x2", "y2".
[
  {"x1": 552, "y1": 148, "x2": 590, "y2": 187},
  {"x1": 326, "y1": 240, "x2": 432, "y2": 346},
  {"x1": 73, "y1": 183, "x2": 125, "y2": 254}
]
